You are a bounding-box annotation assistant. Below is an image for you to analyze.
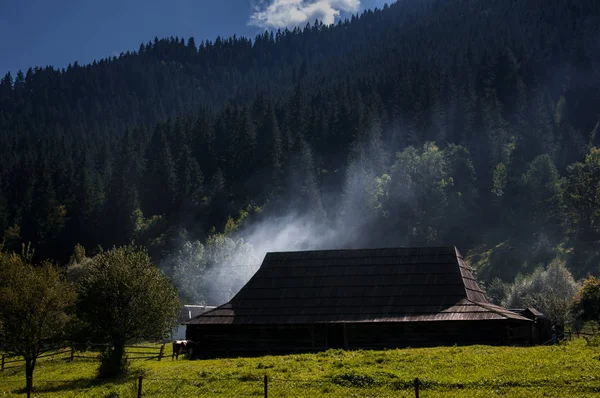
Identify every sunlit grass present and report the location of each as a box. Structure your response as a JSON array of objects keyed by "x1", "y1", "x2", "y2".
[{"x1": 1, "y1": 339, "x2": 600, "y2": 396}]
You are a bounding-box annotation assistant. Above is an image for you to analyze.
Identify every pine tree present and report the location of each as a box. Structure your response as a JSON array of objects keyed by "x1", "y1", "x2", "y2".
[
  {"x1": 0, "y1": 176, "x2": 7, "y2": 237},
  {"x1": 177, "y1": 144, "x2": 204, "y2": 208},
  {"x1": 144, "y1": 124, "x2": 177, "y2": 216},
  {"x1": 104, "y1": 129, "x2": 144, "y2": 246}
]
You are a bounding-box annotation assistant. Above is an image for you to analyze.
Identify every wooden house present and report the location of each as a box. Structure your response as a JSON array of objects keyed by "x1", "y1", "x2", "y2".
[
  {"x1": 170, "y1": 305, "x2": 215, "y2": 340},
  {"x1": 511, "y1": 307, "x2": 554, "y2": 344},
  {"x1": 186, "y1": 246, "x2": 532, "y2": 358}
]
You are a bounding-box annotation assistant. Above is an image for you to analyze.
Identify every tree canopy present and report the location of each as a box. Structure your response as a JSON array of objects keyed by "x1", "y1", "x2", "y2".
[
  {"x1": 0, "y1": 249, "x2": 76, "y2": 392},
  {"x1": 572, "y1": 276, "x2": 600, "y2": 323},
  {"x1": 76, "y1": 245, "x2": 180, "y2": 377},
  {"x1": 501, "y1": 258, "x2": 579, "y2": 324}
]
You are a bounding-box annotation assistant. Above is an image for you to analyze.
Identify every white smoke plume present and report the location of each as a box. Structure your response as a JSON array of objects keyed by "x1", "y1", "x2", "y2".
[
  {"x1": 164, "y1": 165, "x2": 389, "y2": 306},
  {"x1": 249, "y1": 0, "x2": 361, "y2": 29},
  {"x1": 163, "y1": 125, "x2": 395, "y2": 306}
]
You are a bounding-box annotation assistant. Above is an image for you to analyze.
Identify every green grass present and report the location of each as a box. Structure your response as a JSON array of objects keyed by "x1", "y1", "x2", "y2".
[{"x1": 2, "y1": 339, "x2": 600, "y2": 396}]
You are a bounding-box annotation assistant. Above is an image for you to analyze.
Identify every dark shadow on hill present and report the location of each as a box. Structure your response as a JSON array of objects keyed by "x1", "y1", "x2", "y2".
[
  {"x1": 28, "y1": 377, "x2": 135, "y2": 394},
  {"x1": 467, "y1": 238, "x2": 557, "y2": 282},
  {"x1": 563, "y1": 240, "x2": 600, "y2": 279}
]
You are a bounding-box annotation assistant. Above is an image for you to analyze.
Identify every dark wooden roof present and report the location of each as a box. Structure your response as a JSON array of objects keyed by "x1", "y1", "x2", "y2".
[
  {"x1": 188, "y1": 246, "x2": 530, "y2": 325},
  {"x1": 511, "y1": 307, "x2": 544, "y2": 320}
]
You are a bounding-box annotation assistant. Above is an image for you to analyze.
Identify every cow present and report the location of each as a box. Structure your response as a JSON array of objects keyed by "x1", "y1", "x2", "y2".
[{"x1": 172, "y1": 340, "x2": 192, "y2": 360}]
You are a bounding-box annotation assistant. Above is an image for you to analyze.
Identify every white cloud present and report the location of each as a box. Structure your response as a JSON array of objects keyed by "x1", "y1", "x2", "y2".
[{"x1": 249, "y1": 0, "x2": 360, "y2": 29}]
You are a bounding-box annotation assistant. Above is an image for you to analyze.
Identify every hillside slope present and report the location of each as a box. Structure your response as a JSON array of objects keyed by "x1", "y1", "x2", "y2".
[{"x1": 1, "y1": 0, "x2": 600, "y2": 283}]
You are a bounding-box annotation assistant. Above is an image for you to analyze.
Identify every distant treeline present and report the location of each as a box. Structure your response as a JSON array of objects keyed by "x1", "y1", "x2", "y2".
[{"x1": 1, "y1": 0, "x2": 600, "y2": 280}]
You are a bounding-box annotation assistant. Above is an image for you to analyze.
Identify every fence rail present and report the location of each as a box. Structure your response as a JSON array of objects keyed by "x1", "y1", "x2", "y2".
[{"x1": 0, "y1": 343, "x2": 166, "y2": 371}]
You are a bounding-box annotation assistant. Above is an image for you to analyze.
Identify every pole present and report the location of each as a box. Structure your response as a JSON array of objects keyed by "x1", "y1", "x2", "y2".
[
  {"x1": 137, "y1": 376, "x2": 143, "y2": 398},
  {"x1": 414, "y1": 377, "x2": 420, "y2": 398},
  {"x1": 264, "y1": 375, "x2": 268, "y2": 398},
  {"x1": 158, "y1": 344, "x2": 164, "y2": 361}
]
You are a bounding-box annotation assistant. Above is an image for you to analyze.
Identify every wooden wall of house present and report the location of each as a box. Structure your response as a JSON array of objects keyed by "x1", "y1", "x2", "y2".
[
  {"x1": 346, "y1": 320, "x2": 532, "y2": 349},
  {"x1": 186, "y1": 320, "x2": 532, "y2": 359},
  {"x1": 187, "y1": 324, "x2": 322, "y2": 358}
]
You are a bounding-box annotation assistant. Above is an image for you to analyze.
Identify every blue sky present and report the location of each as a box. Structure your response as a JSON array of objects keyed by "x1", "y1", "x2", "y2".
[{"x1": 0, "y1": 0, "x2": 388, "y2": 76}]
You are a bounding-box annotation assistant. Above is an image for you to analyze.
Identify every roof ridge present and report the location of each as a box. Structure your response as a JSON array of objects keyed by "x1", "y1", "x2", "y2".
[
  {"x1": 454, "y1": 254, "x2": 490, "y2": 303},
  {"x1": 266, "y1": 246, "x2": 457, "y2": 255}
]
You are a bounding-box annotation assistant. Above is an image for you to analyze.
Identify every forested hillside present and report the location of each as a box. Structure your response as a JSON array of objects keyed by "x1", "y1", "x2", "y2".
[{"x1": 2, "y1": 0, "x2": 600, "y2": 303}]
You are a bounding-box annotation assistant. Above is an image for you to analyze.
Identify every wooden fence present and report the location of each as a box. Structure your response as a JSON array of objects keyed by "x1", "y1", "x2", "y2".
[{"x1": 1, "y1": 343, "x2": 166, "y2": 371}]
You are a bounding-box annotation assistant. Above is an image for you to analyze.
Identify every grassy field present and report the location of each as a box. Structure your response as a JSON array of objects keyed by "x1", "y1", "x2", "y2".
[{"x1": 1, "y1": 339, "x2": 600, "y2": 397}]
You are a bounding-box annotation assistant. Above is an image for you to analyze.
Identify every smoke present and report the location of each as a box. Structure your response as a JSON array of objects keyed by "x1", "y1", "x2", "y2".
[
  {"x1": 249, "y1": 0, "x2": 360, "y2": 29},
  {"x1": 166, "y1": 196, "x2": 385, "y2": 306},
  {"x1": 163, "y1": 130, "x2": 393, "y2": 306}
]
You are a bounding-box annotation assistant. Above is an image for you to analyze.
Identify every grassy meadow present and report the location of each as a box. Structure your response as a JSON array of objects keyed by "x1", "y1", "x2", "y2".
[{"x1": 1, "y1": 339, "x2": 600, "y2": 397}]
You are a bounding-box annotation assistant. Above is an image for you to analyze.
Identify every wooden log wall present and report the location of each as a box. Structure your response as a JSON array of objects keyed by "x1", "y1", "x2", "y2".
[{"x1": 187, "y1": 319, "x2": 532, "y2": 358}]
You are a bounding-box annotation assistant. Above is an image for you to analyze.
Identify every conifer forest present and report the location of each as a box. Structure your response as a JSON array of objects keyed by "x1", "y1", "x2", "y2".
[{"x1": 2, "y1": 0, "x2": 600, "y2": 304}]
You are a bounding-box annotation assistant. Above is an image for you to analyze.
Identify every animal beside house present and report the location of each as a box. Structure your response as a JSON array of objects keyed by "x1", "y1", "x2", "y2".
[
  {"x1": 172, "y1": 340, "x2": 192, "y2": 360},
  {"x1": 186, "y1": 246, "x2": 533, "y2": 358},
  {"x1": 169, "y1": 305, "x2": 215, "y2": 360}
]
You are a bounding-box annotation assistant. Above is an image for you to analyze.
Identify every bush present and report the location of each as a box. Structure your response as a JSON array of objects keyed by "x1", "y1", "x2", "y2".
[
  {"x1": 583, "y1": 335, "x2": 600, "y2": 347},
  {"x1": 332, "y1": 372, "x2": 376, "y2": 388}
]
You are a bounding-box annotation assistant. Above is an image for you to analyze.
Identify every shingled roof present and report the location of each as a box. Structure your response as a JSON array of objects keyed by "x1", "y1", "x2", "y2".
[{"x1": 188, "y1": 246, "x2": 530, "y2": 325}]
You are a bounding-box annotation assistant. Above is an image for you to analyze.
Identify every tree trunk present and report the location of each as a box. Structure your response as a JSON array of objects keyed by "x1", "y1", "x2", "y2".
[
  {"x1": 25, "y1": 357, "x2": 35, "y2": 398},
  {"x1": 100, "y1": 341, "x2": 126, "y2": 378},
  {"x1": 112, "y1": 342, "x2": 125, "y2": 370}
]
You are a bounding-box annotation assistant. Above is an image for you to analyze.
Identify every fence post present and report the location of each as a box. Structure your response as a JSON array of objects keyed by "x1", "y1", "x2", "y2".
[
  {"x1": 414, "y1": 377, "x2": 420, "y2": 398},
  {"x1": 137, "y1": 376, "x2": 143, "y2": 398},
  {"x1": 264, "y1": 374, "x2": 268, "y2": 398},
  {"x1": 158, "y1": 344, "x2": 165, "y2": 361},
  {"x1": 1, "y1": 354, "x2": 5, "y2": 371},
  {"x1": 70, "y1": 347, "x2": 75, "y2": 361}
]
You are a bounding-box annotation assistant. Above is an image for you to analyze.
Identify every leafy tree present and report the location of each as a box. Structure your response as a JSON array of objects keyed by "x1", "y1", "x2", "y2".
[
  {"x1": 163, "y1": 233, "x2": 260, "y2": 306},
  {"x1": 200, "y1": 233, "x2": 259, "y2": 305},
  {"x1": 2, "y1": 224, "x2": 22, "y2": 253},
  {"x1": 563, "y1": 147, "x2": 600, "y2": 239},
  {"x1": 572, "y1": 276, "x2": 600, "y2": 324},
  {"x1": 386, "y1": 143, "x2": 454, "y2": 244},
  {"x1": 169, "y1": 240, "x2": 207, "y2": 304},
  {"x1": 443, "y1": 144, "x2": 479, "y2": 242},
  {"x1": 0, "y1": 250, "x2": 76, "y2": 395},
  {"x1": 65, "y1": 244, "x2": 94, "y2": 284},
  {"x1": 76, "y1": 245, "x2": 180, "y2": 378},
  {"x1": 502, "y1": 258, "x2": 579, "y2": 324},
  {"x1": 483, "y1": 277, "x2": 509, "y2": 306}
]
